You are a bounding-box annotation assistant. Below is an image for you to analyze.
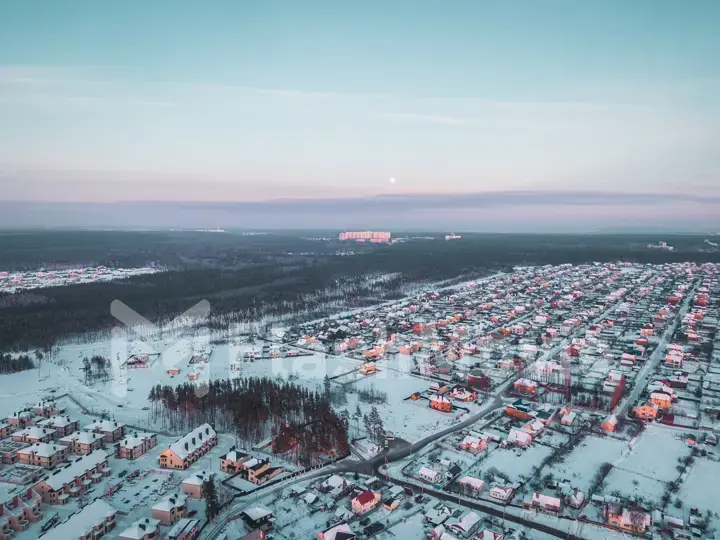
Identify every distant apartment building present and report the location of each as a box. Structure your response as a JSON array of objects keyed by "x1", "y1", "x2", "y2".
[{"x1": 338, "y1": 231, "x2": 391, "y2": 243}]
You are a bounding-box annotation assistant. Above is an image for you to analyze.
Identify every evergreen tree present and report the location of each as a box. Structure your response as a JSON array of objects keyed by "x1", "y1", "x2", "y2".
[{"x1": 202, "y1": 475, "x2": 221, "y2": 521}]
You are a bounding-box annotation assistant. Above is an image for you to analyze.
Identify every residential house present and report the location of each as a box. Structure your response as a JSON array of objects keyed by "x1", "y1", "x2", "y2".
[
  {"x1": 220, "y1": 449, "x2": 250, "y2": 474},
  {"x1": 17, "y1": 443, "x2": 69, "y2": 469},
  {"x1": 513, "y1": 378, "x2": 537, "y2": 396},
  {"x1": 158, "y1": 424, "x2": 217, "y2": 470},
  {"x1": 351, "y1": 490, "x2": 380, "y2": 515},
  {"x1": 430, "y1": 395, "x2": 452, "y2": 412},
  {"x1": 448, "y1": 511, "x2": 482, "y2": 538},
  {"x1": 58, "y1": 431, "x2": 105, "y2": 455},
  {"x1": 458, "y1": 476, "x2": 484, "y2": 495},
  {"x1": 33, "y1": 401, "x2": 64, "y2": 418},
  {"x1": 12, "y1": 427, "x2": 56, "y2": 444},
  {"x1": 37, "y1": 416, "x2": 79, "y2": 438},
  {"x1": 505, "y1": 400, "x2": 534, "y2": 421},
  {"x1": 118, "y1": 518, "x2": 161, "y2": 540},
  {"x1": 650, "y1": 392, "x2": 672, "y2": 410},
  {"x1": 0, "y1": 439, "x2": 29, "y2": 464},
  {"x1": 359, "y1": 362, "x2": 376, "y2": 375},
  {"x1": 507, "y1": 429, "x2": 532, "y2": 447},
  {"x1": 488, "y1": 485, "x2": 515, "y2": 502},
  {"x1": 0, "y1": 490, "x2": 43, "y2": 536},
  {"x1": 419, "y1": 467, "x2": 441, "y2": 484},
  {"x1": 529, "y1": 493, "x2": 562, "y2": 513},
  {"x1": 317, "y1": 522, "x2": 355, "y2": 540},
  {"x1": 151, "y1": 494, "x2": 188, "y2": 526},
  {"x1": 459, "y1": 435, "x2": 487, "y2": 455},
  {"x1": 38, "y1": 499, "x2": 116, "y2": 540},
  {"x1": 0, "y1": 423, "x2": 12, "y2": 440},
  {"x1": 601, "y1": 415, "x2": 618, "y2": 433},
  {"x1": 634, "y1": 402, "x2": 659, "y2": 421},
  {"x1": 239, "y1": 507, "x2": 274, "y2": 532},
  {"x1": 605, "y1": 504, "x2": 652, "y2": 535},
  {"x1": 239, "y1": 458, "x2": 284, "y2": 485},
  {"x1": 32, "y1": 450, "x2": 110, "y2": 504},
  {"x1": 167, "y1": 518, "x2": 200, "y2": 540},
  {"x1": 182, "y1": 472, "x2": 209, "y2": 499},
  {"x1": 82, "y1": 419, "x2": 126, "y2": 443},
  {"x1": 116, "y1": 432, "x2": 157, "y2": 460}
]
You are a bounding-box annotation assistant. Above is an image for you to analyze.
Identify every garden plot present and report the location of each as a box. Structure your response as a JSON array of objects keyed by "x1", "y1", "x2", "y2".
[
  {"x1": 544, "y1": 436, "x2": 626, "y2": 493},
  {"x1": 601, "y1": 468, "x2": 667, "y2": 506},
  {"x1": 611, "y1": 424, "x2": 691, "y2": 482},
  {"x1": 468, "y1": 444, "x2": 555, "y2": 483},
  {"x1": 678, "y1": 459, "x2": 720, "y2": 519}
]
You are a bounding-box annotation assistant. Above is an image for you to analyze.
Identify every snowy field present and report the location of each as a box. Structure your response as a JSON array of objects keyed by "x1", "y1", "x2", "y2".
[
  {"x1": 611, "y1": 425, "x2": 691, "y2": 483},
  {"x1": 468, "y1": 445, "x2": 555, "y2": 483},
  {"x1": 546, "y1": 436, "x2": 626, "y2": 493}
]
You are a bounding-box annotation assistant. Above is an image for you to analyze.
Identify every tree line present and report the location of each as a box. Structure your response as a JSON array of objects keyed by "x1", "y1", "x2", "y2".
[{"x1": 0, "y1": 353, "x2": 34, "y2": 374}]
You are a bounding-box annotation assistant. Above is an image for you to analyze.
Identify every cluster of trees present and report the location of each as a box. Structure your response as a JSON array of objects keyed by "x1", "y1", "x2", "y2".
[
  {"x1": 362, "y1": 406, "x2": 386, "y2": 443},
  {"x1": 357, "y1": 386, "x2": 388, "y2": 404},
  {"x1": 148, "y1": 377, "x2": 348, "y2": 465},
  {"x1": 82, "y1": 355, "x2": 110, "y2": 384},
  {"x1": 0, "y1": 353, "x2": 34, "y2": 374}
]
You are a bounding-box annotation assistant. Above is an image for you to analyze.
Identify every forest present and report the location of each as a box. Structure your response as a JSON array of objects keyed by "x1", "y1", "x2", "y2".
[
  {"x1": 0, "y1": 353, "x2": 34, "y2": 374},
  {"x1": 147, "y1": 377, "x2": 349, "y2": 465},
  {"x1": 2, "y1": 230, "x2": 719, "y2": 352}
]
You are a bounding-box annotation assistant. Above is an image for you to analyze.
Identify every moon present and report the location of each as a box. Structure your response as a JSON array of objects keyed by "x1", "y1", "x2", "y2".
[{"x1": 389, "y1": 176, "x2": 396, "y2": 184}]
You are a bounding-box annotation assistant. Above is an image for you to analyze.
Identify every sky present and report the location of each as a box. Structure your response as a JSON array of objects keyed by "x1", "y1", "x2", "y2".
[{"x1": 0, "y1": 1, "x2": 719, "y2": 230}]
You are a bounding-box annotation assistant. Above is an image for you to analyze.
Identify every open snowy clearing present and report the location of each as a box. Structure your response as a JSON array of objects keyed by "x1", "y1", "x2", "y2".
[{"x1": 546, "y1": 435, "x2": 626, "y2": 493}]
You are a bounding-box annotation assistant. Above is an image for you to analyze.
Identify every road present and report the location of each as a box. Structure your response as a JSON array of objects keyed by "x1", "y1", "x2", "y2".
[{"x1": 616, "y1": 280, "x2": 699, "y2": 419}]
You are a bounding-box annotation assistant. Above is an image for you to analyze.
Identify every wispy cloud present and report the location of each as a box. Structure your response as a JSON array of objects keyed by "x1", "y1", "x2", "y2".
[{"x1": 376, "y1": 112, "x2": 477, "y2": 125}]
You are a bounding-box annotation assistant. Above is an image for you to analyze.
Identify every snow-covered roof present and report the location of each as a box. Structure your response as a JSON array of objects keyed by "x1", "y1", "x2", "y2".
[
  {"x1": 167, "y1": 423, "x2": 216, "y2": 460},
  {"x1": 152, "y1": 494, "x2": 187, "y2": 513},
  {"x1": 37, "y1": 416, "x2": 76, "y2": 429},
  {"x1": 59, "y1": 430, "x2": 104, "y2": 445},
  {"x1": 82, "y1": 419, "x2": 125, "y2": 433},
  {"x1": 17, "y1": 442, "x2": 65, "y2": 458},
  {"x1": 242, "y1": 506, "x2": 273, "y2": 522},
  {"x1": 40, "y1": 499, "x2": 116, "y2": 540},
  {"x1": 419, "y1": 466, "x2": 440, "y2": 478},
  {"x1": 449, "y1": 511, "x2": 481, "y2": 533},
  {"x1": 323, "y1": 474, "x2": 346, "y2": 488},
  {"x1": 167, "y1": 518, "x2": 200, "y2": 539},
  {"x1": 118, "y1": 432, "x2": 154, "y2": 450},
  {"x1": 39, "y1": 450, "x2": 109, "y2": 491},
  {"x1": 118, "y1": 518, "x2": 160, "y2": 540},
  {"x1": 13, "y1": 426, "x2": 55, "y2": 440},
  {"x1": 183, "y1": 472, "x2": 209, "y2": 486},
  {"x1": 320, "y1": 522, "x2": 355, "y2": 540},
  {"x1": 222, "y1": 449, "x2": 247, "y2": 462},
  {"x1": 458, "y1": 476, "x2": 484, "y2": 489}
]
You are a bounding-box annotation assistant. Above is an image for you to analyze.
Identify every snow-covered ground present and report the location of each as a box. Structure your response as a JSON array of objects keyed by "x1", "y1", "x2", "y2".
[
  {"x1": 546, "y1": 435, "x2": 626, "y2": 493},
  {"x1": 0, "y1": 266, "x2": 160, "y2": 294}
]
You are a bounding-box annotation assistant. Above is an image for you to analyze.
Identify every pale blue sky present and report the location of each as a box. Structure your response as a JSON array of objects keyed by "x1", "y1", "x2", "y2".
[{"x1": 0, "y1": 0, "x2": 719, "y2": 207}]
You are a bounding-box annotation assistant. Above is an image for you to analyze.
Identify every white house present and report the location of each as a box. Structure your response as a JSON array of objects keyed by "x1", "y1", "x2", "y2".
[
  {"x1": 507, "y1": 429, "x2": 532, "y2": 447},
  {"x1": 419, "y1": 466, "x2": 442, "y2": 484}
]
